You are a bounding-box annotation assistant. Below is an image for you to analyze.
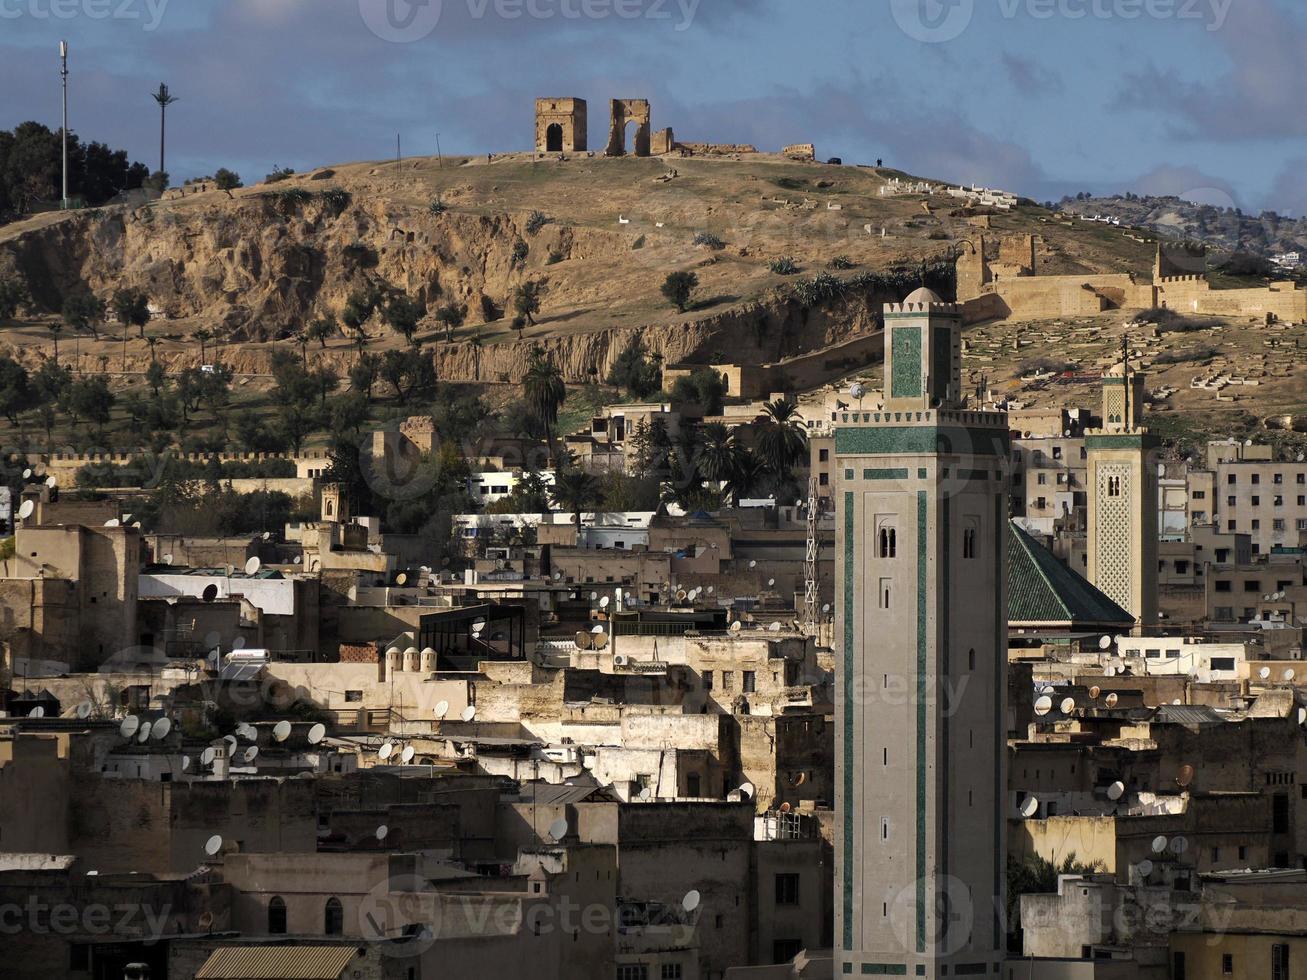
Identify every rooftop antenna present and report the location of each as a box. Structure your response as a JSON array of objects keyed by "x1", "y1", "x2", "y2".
[
  {"x1": 307, "y1": 723, "x2": 326, "y2": 745},
  {"x1": 547, "y1": 817, "x2": 569, "y2": 843},
  {"x1": 462, "y1": 705, "x2": 477, "y2": 722},
  {"x1": 244, "y1": 556, "x2": 261, "y2": 576},
  {"x1": 434, "y1": 700, "x2": 449, "y2": 720},
  {"x1": 204, "y1": 835, "x2": 224, "y2": 857},
  {"x1": 60, "y1": 41, "x2": 69, "y2": 210},
  {"x1": 400, "y1": 745, "x2": 415, "y2": 764},
  {"x1": 682, "y1": 890, "x2": 701, "y2": 914},
  {"x1": 151, "y1": 717, "x2": 172, "y2": 740},
  {"x1": 273, "y1": 720, "x2": 292, "y2": 742},
  {"x1": 376, "y1": 825, "x2": 389, "y2": 842}
]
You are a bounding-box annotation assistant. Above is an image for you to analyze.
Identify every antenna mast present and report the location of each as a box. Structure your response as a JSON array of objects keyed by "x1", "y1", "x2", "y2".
[{"x1": 804, "y1": 475, "x2": 819, "y2": 632}]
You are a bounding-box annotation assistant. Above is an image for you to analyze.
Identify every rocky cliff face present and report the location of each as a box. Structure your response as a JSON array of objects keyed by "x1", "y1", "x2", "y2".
[{"x1": 0, "y1": 188, "x2": 890, "y2": 383}]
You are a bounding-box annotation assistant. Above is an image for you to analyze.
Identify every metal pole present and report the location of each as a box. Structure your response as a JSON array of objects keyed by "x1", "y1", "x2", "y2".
[
  {"x1": 435, "y1": 132, "x2": 443, "y2": 169},
  {"x1": 60, "y1": 41, "x2": 69, "y2": 209}
]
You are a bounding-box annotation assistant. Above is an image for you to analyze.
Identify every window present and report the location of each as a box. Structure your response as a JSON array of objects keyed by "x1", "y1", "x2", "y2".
[
  {"x1": 722, "y1": 671, "x2": 734, "y2": 691},
  {"x1": 1273, "y1": 944, "x2": 1290, "y2": 980},
  {"x1": 1274, "y1": 520, "x2": 1286, "y2": 531},
  {"x1": 1215, "y1": 580, "x2": 1232, "y2": 592},
  {"x1": 661, "y1": 966, "x2": 683, "y2": 980},
  {"x1": 1052, "y1": 446, "x2": 1063, "y2": 460},
  {"x1": 773, "y1": 940, "x2": 803, "y2": 965},
  {"x1": 1227, "y1": 496, "x2": 1237, "y2": 507},
  {"x1": 1173, "y1": 952, "x2": 1186, "y2": 980},
  {"x1": 1275, "y1": 473, "x2": 1285, "y2": 485},
  {"x1": 268, "y1": 896, "x2": 287, "y2": 934},
  {"x1": 1107, "y1": 476, "x2": 1122, "y2": 497},
  {"x1": 1238, "y1": 846, "x2": 1247, "y2": 861},
  {"x1": 968, "y1": 649, "x2": 976, "y2": 670},
  {"x1": 878, "y1": 526, "x2": 897, "y2": 558},
  {"x1": 819, "y1": 449, "x2": 829, "y2": 462},
  {"x1": 1228, "y1": 474, "x2": 1237, "y2": 484},
  {"x1": 775, "y1": 873, "x2": 800, "y2": 905},
  {"x1": 324, "y1": 897, "x2": 343, "y2": 935},
  {"x1": 743, "y1": 671, "x2": 756, "y2": 693},
  {"x1": 345, "y1": 690, "x2": 363, "y2": 703},
  {"x1": 1245, "y1": 580, "x2": 1262, "y2": 592},
  {"x1": 1038, "y1": 473, "x2": 1047, "y2": 485},
  {"x1": 617, "y1": 967, "x2": 649, "y2": 980},
  {"x1": 963, "y1": 527, "x2": 977, "y2": 559},
  {"x1": 1193, "y1": 490, "x2": 1206, "y2": 500},
  {"x1": 1276, "y1": 496, "x2": 1285, "y2": 507},
  {"x1": 879, "y1": 578, "x2": 892, "y2": 609},
  {"x1": 1252, "y1": 496, "x2": 1261, "y2": 507},
  {"x1": 1211, "y1": 847, "x2": 1220, "y2": 862},
  {"x1": 1273, "y1": 793, "x2": 1290, "y2": 834},
  {"x1": 1210, "y1": 657, "x2": 1236, "y2": 671},
  {"x1": 703, "y1": 671, "x2": 713, "y2": 690},
  {"x1": 686, "y1": 773, "x2": 700, "y2": 797},
  {"x1": 1221, "y1": 954, "x2": 1233, "y2": 975}
]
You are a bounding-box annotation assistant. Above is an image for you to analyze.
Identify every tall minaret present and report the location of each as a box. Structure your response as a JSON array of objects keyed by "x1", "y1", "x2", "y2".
[
  {"x1": 834, "y1": 288, "x2": 1008, "y2": 978},
  {"x1": 1085, "y1": 338, "x2": 1158, "y2": 627}
]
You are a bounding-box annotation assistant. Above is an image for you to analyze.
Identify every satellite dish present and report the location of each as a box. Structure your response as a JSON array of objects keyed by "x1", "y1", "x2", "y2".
[
  {"x1": 45, "y1": 475, "x2": 57, "y2": 489},
  {"x1": 462, "y1": 705, "x2": 477, "y2": 722},
  {"x1": 589, "y1": 592, "x2": 598, "y2": 602},
  {"x1": 27, "y1": 705, "x2": 44, "y2": 718},
  {"x1": 232, "y1": 636, "x2": 246, "y2": 650},
  {"x1": 273, "y1": 720, "x2": 292, "y2": 742},
  {"x1": 553, "y1": 571, "x2": 563, "y2": 581},
  {"x1": 243, "y1": 746, "x2": 259, "y2": 763},
  {"x1": 547, "y1": 818, "x2": 569, "y2": 842},
  {"x1": 591, "y1": 625, "x2": 605, "y2": 634},
  {"x1": 1171, "y1": 836, "x2": 1189, "y2": 855},
  {"x1": 434, "y1": 700, "x2": 450, "y2": 720},
  {"x1": 162, "y1": 554, "x2": 174, "y2": 566},
  {"x1": 729, "y1": 621, "x2": 742, "y2": 633},
  {"x1": 1020, "y1": 797, "x2": 1039, "y2": 818},
  {"x1": 767, "y1": 578, "x2": 776, "y2": 587},
  {"x1": 708, "y1": 587, "x2": 716, "y2": 595},
  {"x1": 244, "y1": 557, "x2": 261, "y2": 575},
  {"x1": 749, "y1": 560, "x2": 757, "y2": 569},
  {"x1": 75, "y1": 701, "x2": 92, "y2": 719},
  {"x1": 202, "y1": 583, "x2": 219, "y2": 602},
  {"x1": 119, "y1": 715, "x2": 140, "y2": 738},
  {"x1": 151, "y1": 717, "x2": 172, "y2": 740},
  {"x1": 223, "y1": 735, "x2": 237, "y2": 752},
  {"x1": 396, "y1": 573, "x2": 407, "y2": 586},
  {"x1": 21, "y1": 468, "x2": 30, "y2": 479},
  {"x1": 471, "y1": 618, "x2": 487, "y2": 633},
  {"x1": 1104, "y1": 666, "x2": 1116, "y2": 678},
  {"x1": 594, "y1": 633, "x2": 609, "y2": 649},
  {"x1": 400, "y1": 745, "x2": 415, "y2": 764},
  {"x1": 18, "y1": 499, "x2": 34, "y2": 520},
  {"x1": 238, "y1": 723, "x2": 256, "y2": 742},
  {"x1": 1137, "y1": 859, "x2": 1154, "y2": 877},
  {"x1": 378, "y1": 743, "x2": 394, "y2": 760},
  {"x1": 638, "y1": 786, "x2": 653, "y2": 800},
  {"x1": 1089, "y1": 686, "x2": 1101, "y2": 700},
  {"x1": 1060, "y1": 697, "x2": 1076, "y2": 715},
  {"x1": 200, "y1": 747, "x2": 216, "y2": 766},
  {"x1": 104, "y1": 519, "x2": 120, "y2": 527},
  {"x1": 849, "y1": 382, "x2": 867, "y2": 400},
  {"x1": 1034, "y1": 696, "x2": 1053, "y2": 716},
  {"x1": 1286, "y1": 669, "x2": 1296, "y2": 682},
  {"x1": 682, "y1": 890, "x2": 702, "y2": 913},
  {"x1": 307, "y1": 723, "x2": 326, "y2": 745},
  {"x1": 1260, "y1": 667, "x2": 1272, "y2": 680},
  {"x1": 137, "y1": 722, "x2": 152, "y2": 743},
  {"x1": 599, "y1": 596, "x2": 610, "y2": 609},
  {"x1": 1152, "y1": 835, "x2": 1169, "y2": 854},
  {"x1": 204, "y1": 835, "x2": 224, "y2": 856},
  {"x1": 576, "y1": 631, "x2": 593, "y2": 650},
  {"x1": 182, "y1": 755, "x2": 191, "y2": 769},
  {"x1": 1105, "y1": 693, "x2": 1119, "y2": 708},
  {"x1": 376, "y1": 825, "x2": 389, "y2": 841},
  {"x1": 1099, "y1": 635, "x2": 1112, "y2": 650},
  {"x1": 293, "y1": 556, "x2": 302, "y2": 565},
  {"x1": 739, "y1": 781, "x2": 755, "y2": 801},
  {"x1": 1107, "y1": 781, "x2": 1125, "y2": 801}
]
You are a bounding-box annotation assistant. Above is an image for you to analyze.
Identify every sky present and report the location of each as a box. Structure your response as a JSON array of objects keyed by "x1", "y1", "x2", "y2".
[{"x1": 2, "y1": 0, "x2": 1306, "y2": 215}]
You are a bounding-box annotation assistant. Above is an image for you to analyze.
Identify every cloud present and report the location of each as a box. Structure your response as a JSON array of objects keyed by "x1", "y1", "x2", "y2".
[{"x1": 1001, "y1": 53, "x2": 1063, "y2": 95}]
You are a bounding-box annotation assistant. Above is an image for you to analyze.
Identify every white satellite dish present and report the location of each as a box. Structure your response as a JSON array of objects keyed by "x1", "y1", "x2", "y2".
[
  {"x1": 1137, "y1": 859, "x2": 1154, "y2": 877},
  {"x1": 849, "y1": 382, "x2": 867, "y2": 400},
  {"x1": 1060, "y1": 697, "x2": 1076, "y2": 715},
  {"x1": 769, "y1": 622, "x2": 782, "y2": 633},
  {"x1": 682, "y1": 890, "x2": 702, "y2": 913},
  {"x1": 378, "y1": 742, "x2": 394, "y2": 760},
  {"x1": 739, "y1": 781, "x2": 755, "y2": 801},
  {"x1": 238, "y1": 723, "x2": 256, "y2": 742},
  {"x1": 462, "y1": 705, "x2": 477, "y2": 722},
  {"x1": 136, "y1": 721, "x2": 153, "y2": 743},
  {"x1": 75, "y1": 701, "x2": 92, "y2": 719},
  {"x1": 547, "y1": 818, "x2": 569, "y2": 842},
  {"x1": 200, "y1": 747, "x2": 216, "y2": 766},
  {"x1": 729, "y1": 621, "x2": 742, "y2": 633},
  {"x1": 1104, "y1": 666, "x2": 1116, "y2": 678},
  {"x1": 182, "y1": 755, "x2": 191, "y2": 769},
  {"x1": 104, "y1": 518, "x2": 120, "y2": 527},
  {"x1": 767, "y1": 578, "x2": 776, "y2": 587},
  {"x1": 243, "y1": 746, "x2": 259, "y2": 763},
  {"x1": 589, "y1": 592, "x2": 598, "y2": 602},
  {"x1": 1260, "y1": 667, "x2": 1272, "y2": 680},
  {"x1": 244, "y1": 557, "x2": 261, "y2": 575},
  {"x1": 21, "y1": 468, "x2": 30, "y2": 479},
  {"x1": 307, "y1": 723, "x2": 326, "y2": 745},
  {"x1": 151, "y1": 717, "x2": 172, "y2": 740},
  {"x1": 120, "y1": 715, "x2": 140, "y2": 738},
  {"x1": 1105, "y1": 693, "x2": 1119, "y2": 708},
  {"x1": 1099, "y1": 635, "x2": 1112, "y2": 650},
  {"x1": 1107, "y1": 781, "x2": 1125, "y2": 800},
  {"x1": 18, "y1": 499, "x2": 34, "y2": 520},
  {"x1": 434, "y1": 700, "x2": 449, "y2": 720},
  {"x1": 591, "y1": 625, "x2": 605, "y2": 634},
  {"x1": 273, "y1": 720, "x2": 292, "y2": 742},
  {"x1": 1171, "y1": 836, "x2": 1189, "y2": 855},
  {"x1": 45, "y1": 475, "x2": 57, "y2": 489},
  {"x1": 749, "y1": 560, "x2": 757, "y2": 569},
  {"x1": 162, "y1": 554, "x2": 173, "y2": 566},
  {"x1": 707, "y1": 586, "x2": 715, "y2": 595},
  {"x1": 395, "y1": 572, "x2": 407, "y2": 586},
  {"x1": 1152, "y1": 835, "x2": 1169, "y2": 854},
  {"x1": 223, "y1": 735, "x2": 238, "y2": 752},
  {"x1": 204, "y1": 835, "x2": 224, "y2": 856},
  {"x1": 400, "y1": 745, "x2": 415, "y2": 764},
  {"x1": 293, "y1": 556, "x2": 302, "y2": 565},
  {"x1": 1020, "y1": 797, "x2": 1039, "y2": 818},
  {"x1": 1285, "y1": 669, "x2": 1296, "y2": 682},
  {"x1": 376, "y1": 825, "x2": 389, "y2": 841},
  {"x1": 27, "y1": 705, "x2": 44, "y2": 718},
  {"x1": 1034, "y1": 696, "x2": 1053, "y2": 716},
  {"x1": 639, "y1": 786, "x2": 653, "y2": 800}
]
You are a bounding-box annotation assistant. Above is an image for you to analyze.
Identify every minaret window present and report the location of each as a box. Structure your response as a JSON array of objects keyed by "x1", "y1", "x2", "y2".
[
  {"x1": 1107, "y1": 476, "x2": 1122, "y2": 497},
  {"x1": 878, "y1": 527, "x2": 897, "y2": 558}
]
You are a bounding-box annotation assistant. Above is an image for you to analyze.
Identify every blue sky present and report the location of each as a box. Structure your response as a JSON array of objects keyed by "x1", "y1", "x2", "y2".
[{"x1": 2, "y1": 0, "x2": 1305, "y2": 214}]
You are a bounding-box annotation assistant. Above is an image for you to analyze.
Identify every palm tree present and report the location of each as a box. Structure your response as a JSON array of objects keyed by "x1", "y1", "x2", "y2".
[
  {"x1": 151, "y1": 83, "x2": 179, "y2": 175},
  {"x1": 49, "y1": 322, "x2": 62, "y2": 364},
  {"x1": 755, "y1": 398, "x2": 808, "y2": 478},
  {"x1": 550, "y1": 467, "x2": 603, "y2": 533},
  {"x1": 195, "y1": 329, "x2": 212, "y2": 364},
  {"x1": 524, "y1": 346, "x2": 566, "y2": 461},
  {"x1": 695, "y1": 422, "x2": 744, "y2": 488},
  {"x1": 145, "y1": 335, "x2": 159, "y2": 362}
]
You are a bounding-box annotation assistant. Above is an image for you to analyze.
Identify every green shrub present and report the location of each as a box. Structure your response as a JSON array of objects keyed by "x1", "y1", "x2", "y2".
[
  {"x1": 769, "y1": 257, "x2": 800, "y2": 275},
  {"x1": 526, "y1": 210, "x2": 550, "y2": 235},
  {"x1": 693, "y1": 232, "x2": 725, "y2": 250}
]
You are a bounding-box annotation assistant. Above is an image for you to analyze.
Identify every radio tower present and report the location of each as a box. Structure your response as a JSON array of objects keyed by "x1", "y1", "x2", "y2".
[{"x1": 803, "y1": 475, "x2": 819, "y2": 632}]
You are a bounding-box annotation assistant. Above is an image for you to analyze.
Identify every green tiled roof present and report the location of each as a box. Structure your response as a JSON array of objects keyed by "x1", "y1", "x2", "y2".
[{"x1": 1007, "y1": 521, "x2": 1135, "y2": 627}]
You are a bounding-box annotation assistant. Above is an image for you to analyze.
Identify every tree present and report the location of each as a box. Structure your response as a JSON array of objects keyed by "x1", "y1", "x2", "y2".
[
  {"x1": 380, "y1": 349, "x2": 436, "y2": 403},
  {"x1": 31, "y1": 359, "x2": 71, "y2": 407},
  {"x1": 145, "y1": 360, "x2": 165, "y2": 398},
  {"x1": 328, "y1": 392, "x2": 369, "y2": 440},
  {"x1": 670, "y1": 366, "x2": 727, "y2": 415},
  {"x1": 112, "y1": 287, "x2": 151, "y2": 339},
  {"x1": 754, "y1": 397, "x2": 808, "y2": 479},
  {"x1": 63, "y1": 374, "x2": 115, "y2": 430},
  {"x1": 1007, "y1": 854, "x2": 1102, "y2": 949},
  {"x1": 349, "y1": 352, "x2": 380, "y2": 401},
  {"x1": 277, "y1": 402, "x2": 318, "y2": 454},
  {"x1": 434, "y1": 303, "x2": 466, "y2": 343},
  {"x1": 523, "y1": 346, "x2": 566, "y2": 460},
  {"x1": 62, "y1": 292, "x2": 106, "y2": 341},
  {"x1": 213, "y1": 168, "x2": 241, "y2": 191},
  {"x1": 607, "y1": 336, "x2": 662, "y2": 399},
  {"x1": 151, "y1": 83, "x2": 179, "y2": 175},
  {"x1": 384, "y1": 294, "x2": 425, "y2": 345},
  {"x1": 195, "y1": 328, "x2": 212, "y2": 363},
  {"x1": 550, "y1": 467, "x2": 603, "y2": 533},
  {"x1": 307, "y1": 315, "x2": 337, "y2": 349},
  {"x1": 694, "y1": 422, "x2": 745, "y2": 487},
  {"x1": 513, "y1": 280, "x2": 543, "y2": 326},
  {"x1": 0, "y1": 277, "x2": 28, "y2": 321},
  {"x1": 661, "y1": 271, "x2": 699, "y2": 313},
  {"x1": 48, "y1": 322, "x2": 63, "y2": 363},
  {"x1": 0, "y1": 355, "x2": 31, "y2": 425},
  {"x1": 342, "y1": 285, "x2": 384, "y2": 336}
]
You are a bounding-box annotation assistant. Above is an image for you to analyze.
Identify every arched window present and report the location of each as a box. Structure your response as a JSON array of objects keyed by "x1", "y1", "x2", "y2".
[
  {"x1": 268, "y1": 896, "x2": 287, "y2": 935},
  {"x1": 546, "y1": 123, "x2": 564, "y2": 152},
  {"x1": 325, "y1": 499, "x2": 334, "y2": 516},
  {"x1": 324, "y1": 897, "x2": 343, "y2": 936},
  {"x1": 878, "y1": 527, "x2": 897, "y2": 559},
  {"x1": 1107, "y1": 476, "x2": 1122, "y2": 497}
]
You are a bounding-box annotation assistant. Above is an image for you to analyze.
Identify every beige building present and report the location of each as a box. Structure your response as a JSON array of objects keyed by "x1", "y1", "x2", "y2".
[
  {"x1": 834, "y1": 288, "x2": 1008, "y2": 977},
  {"x1": 1210, "y1": 458, "x2": 1307, "y2": 556},
  {"x1": 1085, "y1": 359, "x2": 1158, "y2": 628}
]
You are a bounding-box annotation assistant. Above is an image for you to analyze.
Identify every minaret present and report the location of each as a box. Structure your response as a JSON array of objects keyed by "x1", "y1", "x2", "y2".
[
  {"x1": 834, "y1": 288, "x2": 1008, "y2": 978},
  {"x1": 1084, "y1": 337, "x2": 1158, "y2": 627}
]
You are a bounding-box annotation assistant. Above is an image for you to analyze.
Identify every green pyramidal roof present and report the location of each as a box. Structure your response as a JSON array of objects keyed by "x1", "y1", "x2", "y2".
[{"x1": 1007, "y1": 521, "x2": 1135, "y2": 628}]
